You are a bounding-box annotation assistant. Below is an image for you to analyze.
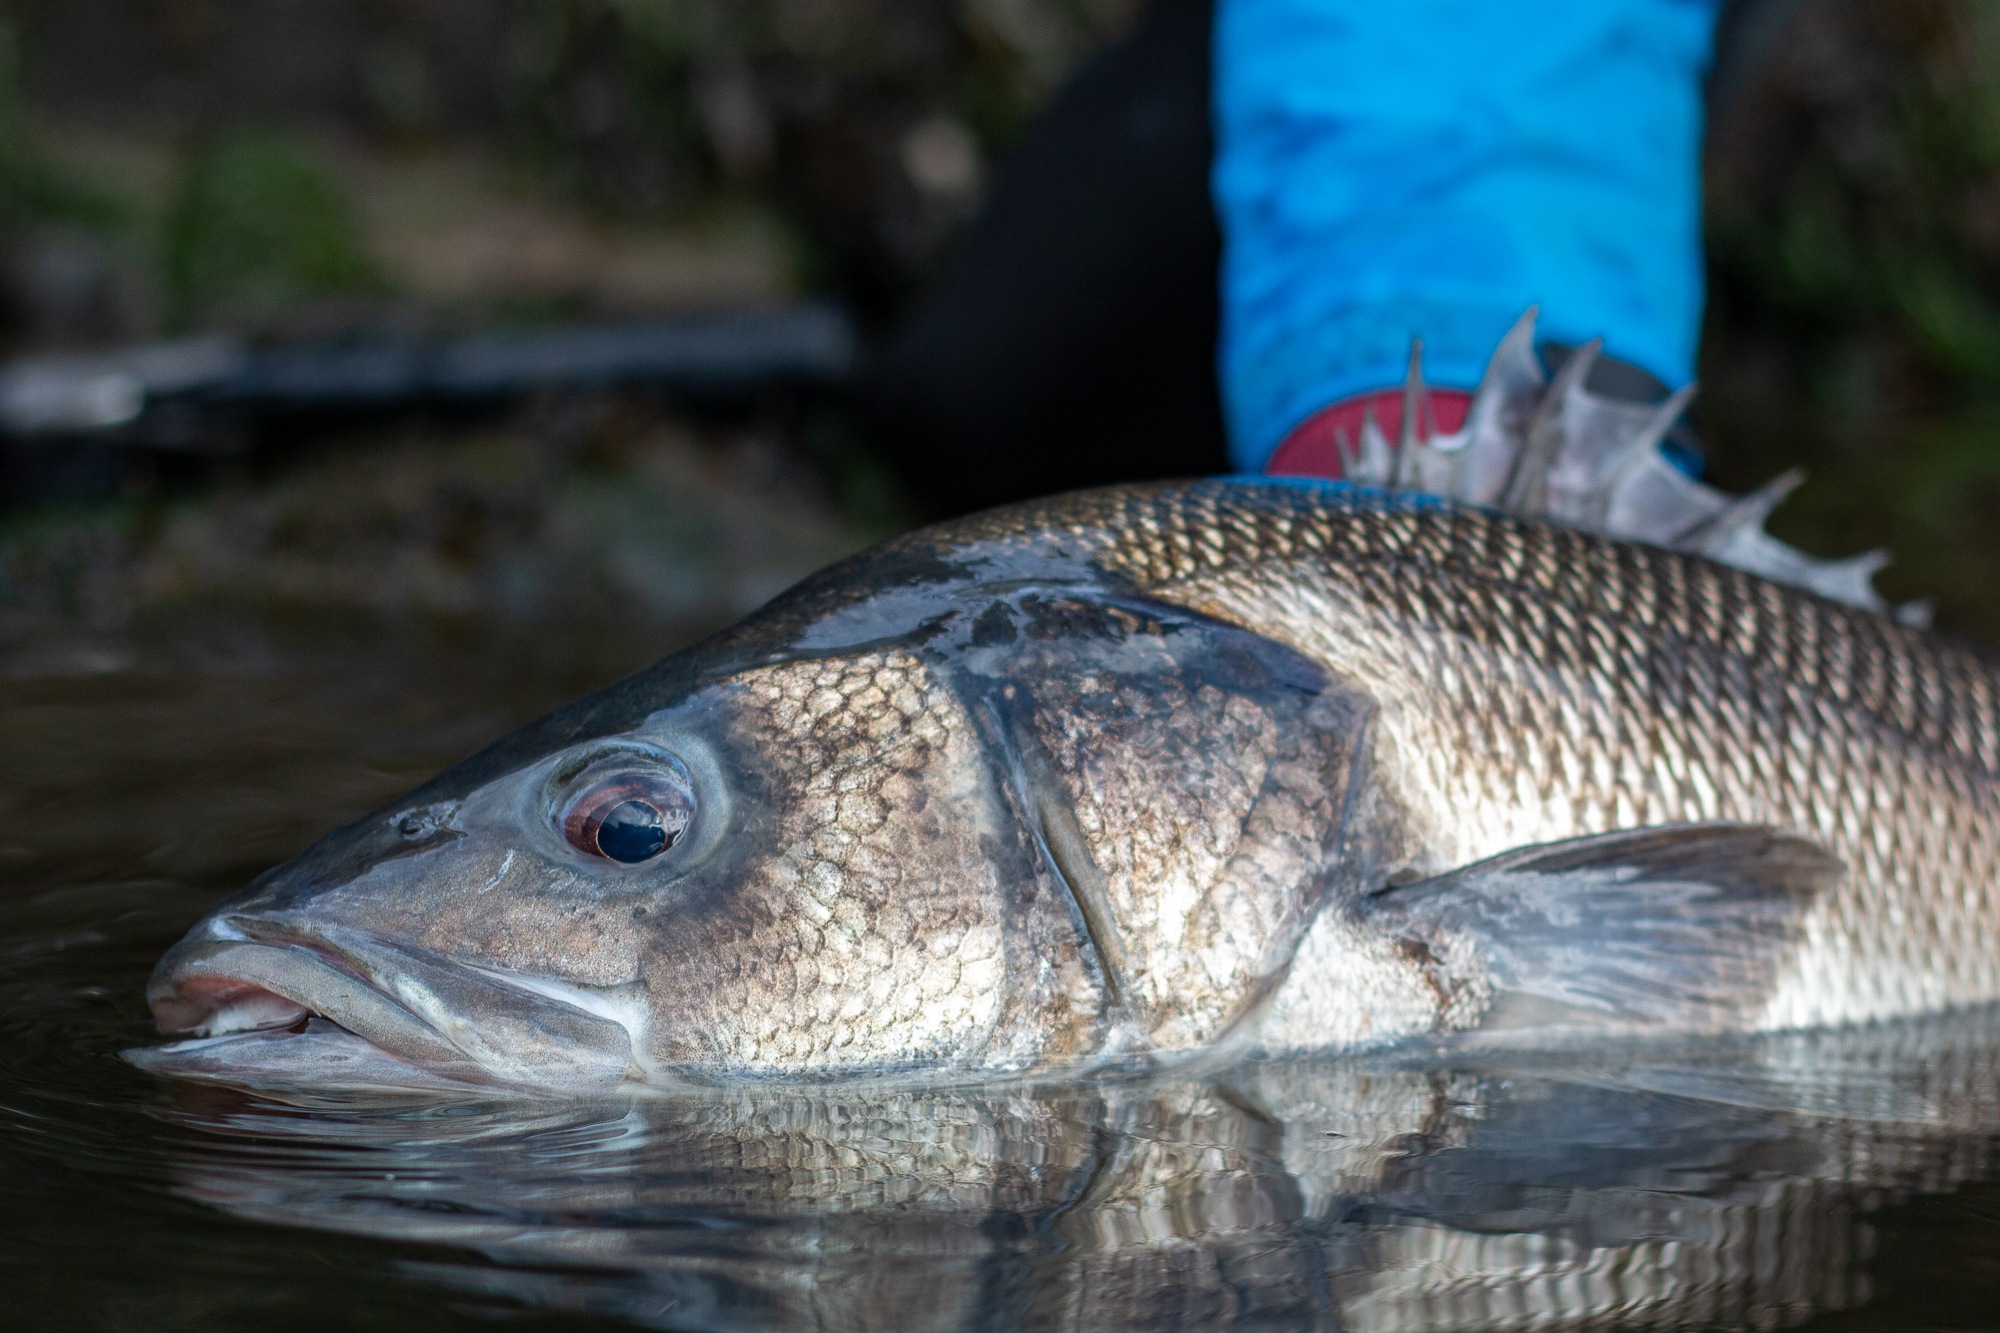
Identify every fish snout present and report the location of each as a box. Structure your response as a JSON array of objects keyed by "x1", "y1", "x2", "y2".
[{"x1": 146, "y1": 914, "x2": 637, "y2": 1092}]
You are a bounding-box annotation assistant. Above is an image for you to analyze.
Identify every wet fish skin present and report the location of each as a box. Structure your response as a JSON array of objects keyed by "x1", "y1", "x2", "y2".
[
  {"x1": 1074, "y1": 481, "x2": 2000, "y2": 1038},
  {"x1": 144, "y1": 477, "x2": 2000, "y2": 1086}
]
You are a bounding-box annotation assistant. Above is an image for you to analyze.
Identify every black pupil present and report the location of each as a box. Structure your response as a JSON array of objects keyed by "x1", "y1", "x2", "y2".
[{"x1": 596, "y1": 800, "x2": 669, "y2": 863}]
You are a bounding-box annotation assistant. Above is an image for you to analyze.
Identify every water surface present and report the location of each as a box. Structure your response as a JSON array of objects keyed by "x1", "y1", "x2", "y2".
[{"x1": 8, "y1": 611, "x2": 2000, "y2": 1332}]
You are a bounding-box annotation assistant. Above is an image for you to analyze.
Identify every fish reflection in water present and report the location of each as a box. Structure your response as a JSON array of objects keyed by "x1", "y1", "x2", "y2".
[{"x1": 150, "y1": 1009, "x2": 2000, "y2": 1332}]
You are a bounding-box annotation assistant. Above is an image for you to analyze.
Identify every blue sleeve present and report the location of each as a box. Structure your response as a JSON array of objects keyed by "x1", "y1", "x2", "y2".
[{"x1": 1212, "y1": 0, "x2": 1722, "y2": 471}]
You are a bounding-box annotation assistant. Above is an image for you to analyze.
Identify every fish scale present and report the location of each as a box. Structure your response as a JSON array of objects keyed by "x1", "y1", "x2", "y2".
[{"x1": 977, "y1": 479, "x2": 2000, "y2": 1032}]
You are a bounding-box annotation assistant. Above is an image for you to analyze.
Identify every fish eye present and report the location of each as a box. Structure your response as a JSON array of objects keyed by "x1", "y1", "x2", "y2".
[{"x1": 556, "y1": 757, "x2": 696, "y2": 865}]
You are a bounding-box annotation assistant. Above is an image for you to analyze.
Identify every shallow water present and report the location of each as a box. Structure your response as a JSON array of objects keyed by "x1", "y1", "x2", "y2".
[{"x1": 10, "y1": 613, "x2": 2000, "y2": 1331}]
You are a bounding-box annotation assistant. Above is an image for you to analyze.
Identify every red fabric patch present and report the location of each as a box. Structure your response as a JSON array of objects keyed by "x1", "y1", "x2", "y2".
[{"x1": 1265, "y1": 386, "x2": 1473, "y2": 480}]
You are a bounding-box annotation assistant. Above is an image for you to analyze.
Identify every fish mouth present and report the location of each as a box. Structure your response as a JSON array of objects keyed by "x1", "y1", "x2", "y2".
[{"x1": 141, "y1": 916, "x2": 638, "y2": 1092}]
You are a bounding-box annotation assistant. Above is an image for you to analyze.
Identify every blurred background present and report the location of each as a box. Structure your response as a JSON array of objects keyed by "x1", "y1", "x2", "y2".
[
  {"x1": 17, "y1": 17, "x2": 2000, "y2": 1330},
  {"x1": 1, "y1": 0, "x2": 1999, "y2": 652}
]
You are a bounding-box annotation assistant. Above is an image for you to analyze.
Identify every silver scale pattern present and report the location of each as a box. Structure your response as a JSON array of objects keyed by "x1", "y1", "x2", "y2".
[{"x1": 946, "y1": 474, "x2": 2000, "y2": 1026}]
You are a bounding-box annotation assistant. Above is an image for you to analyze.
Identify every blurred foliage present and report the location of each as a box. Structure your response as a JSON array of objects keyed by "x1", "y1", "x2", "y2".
[
  {"x1": 510, "y1": 0, "x2": 1136, "y2": 312},
  {"x1": 0, "y1": 0, "x2": 1134, "y2": 332},
  {"x1": 159, "y1": 129, "x2": 382, "y2": 330},
  {"x1": 11, "y1": 0, "x2": 2000, "y2": 635},
  {"x1": 0, "y1": 23, "x2": 119, "y2": 231},
  {"x1": 1703, "y1": 0, "x2": 2000, "y2": 640}
]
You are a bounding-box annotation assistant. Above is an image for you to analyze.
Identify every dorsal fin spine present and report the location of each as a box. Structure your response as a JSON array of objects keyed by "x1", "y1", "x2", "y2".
[{"x1": 1359, "y1": 309, "x2": 1921, "y2": 622}]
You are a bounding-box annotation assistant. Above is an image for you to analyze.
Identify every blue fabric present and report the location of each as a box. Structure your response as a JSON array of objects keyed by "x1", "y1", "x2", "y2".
[{"x1": 1213, "y1": 0, "x2": 1721, "y2": 471}]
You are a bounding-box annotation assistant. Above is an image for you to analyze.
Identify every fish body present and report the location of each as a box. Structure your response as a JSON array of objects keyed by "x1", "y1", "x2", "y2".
[{"x1": 137, "y1": 476, "x2": 2000, "y2": 1090}]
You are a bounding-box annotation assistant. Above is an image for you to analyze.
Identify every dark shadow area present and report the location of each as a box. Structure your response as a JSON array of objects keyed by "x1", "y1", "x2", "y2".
[{"x1": 864, "y1": 0, "x2": 1228, "y2": 512}]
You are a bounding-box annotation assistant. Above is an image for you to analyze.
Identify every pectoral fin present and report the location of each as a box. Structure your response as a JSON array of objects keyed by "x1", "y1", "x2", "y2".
[{"x1": 1360, "y1": 824, "x2": 1840, "y2": 1031}]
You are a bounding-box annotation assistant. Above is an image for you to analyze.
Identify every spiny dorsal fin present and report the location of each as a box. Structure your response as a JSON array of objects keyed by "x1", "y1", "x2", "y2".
[{"x1": 1372, "y1": 311, "x2": 1928, "y2": 626}]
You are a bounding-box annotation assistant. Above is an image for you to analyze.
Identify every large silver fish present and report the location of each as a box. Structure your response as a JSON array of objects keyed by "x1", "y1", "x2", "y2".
[{"x1": 134, "y1": 313, "x2": 2000, "y2": 1092}]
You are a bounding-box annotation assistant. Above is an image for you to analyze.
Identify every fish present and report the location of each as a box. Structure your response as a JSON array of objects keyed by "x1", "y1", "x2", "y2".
[{"x1": 132, "y1": 311, "x2": 2000, "y2": 1093}]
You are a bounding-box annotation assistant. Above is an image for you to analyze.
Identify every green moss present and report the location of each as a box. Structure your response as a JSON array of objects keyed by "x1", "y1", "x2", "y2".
[{"x1": 159, "y1": 129, "x2": 384, "y2": 329}]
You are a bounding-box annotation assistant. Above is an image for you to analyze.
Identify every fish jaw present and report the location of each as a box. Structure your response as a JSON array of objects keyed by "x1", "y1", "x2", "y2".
[
  {"x1": 145, "y1": 915, "x2": 638, "y2": 1093},
  {"x1": 135, "y1": 706, "x2": 713, "y2": 1091}
]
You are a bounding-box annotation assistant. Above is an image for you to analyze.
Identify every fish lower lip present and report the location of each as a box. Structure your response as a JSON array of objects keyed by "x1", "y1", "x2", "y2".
[
  {"x1": 149, "y1": 938, "x2": 483, "y2": 1072},
  {"x1": 146, "y1": 924, "x2": 636, "y2": 1090}
]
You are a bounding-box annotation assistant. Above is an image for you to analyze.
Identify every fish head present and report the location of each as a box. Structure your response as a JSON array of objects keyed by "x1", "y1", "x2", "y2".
[
  {"x1": 141, "y1": 513, "x2": 1398, "y2": 1092},
  {"x1": 143, "y1": 616, "x2": 1102, "y2": 1091}
]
